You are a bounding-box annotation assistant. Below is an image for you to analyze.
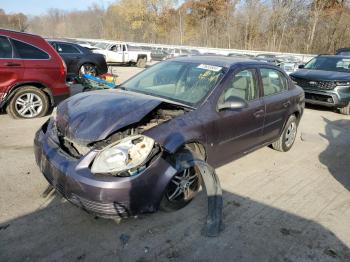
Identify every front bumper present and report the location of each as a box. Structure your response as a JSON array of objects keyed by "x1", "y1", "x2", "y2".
[
  {"x1": 303, "y1": 86, "x2": 350, "y2": 108},
  {"x1": 34, "y1": 120, "x2": 177, "y2": 218}
]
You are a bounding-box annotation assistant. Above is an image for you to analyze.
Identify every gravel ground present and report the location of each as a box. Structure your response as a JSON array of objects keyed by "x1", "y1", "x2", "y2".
[{"x1": 0, "y1": 65, "x2": 349, "y2": 262}]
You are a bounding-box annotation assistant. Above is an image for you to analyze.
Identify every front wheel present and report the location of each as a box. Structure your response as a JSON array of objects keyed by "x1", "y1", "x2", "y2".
[
  {"x1": 339, "y1": 103, "x2": 350, "y2": 115},
  {"x1": 6, "y1": 86, "x2": 49, "y2": 119},
  {"x1": 272, "y1": 115, "x2": 298, "y2": 152},
  {"x1": 160, "y1": 147, "x2": 203, "y2": 212}
]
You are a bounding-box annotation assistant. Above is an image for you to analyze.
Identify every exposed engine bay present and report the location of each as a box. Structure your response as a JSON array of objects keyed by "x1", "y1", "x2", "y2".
[
  {"x1": 57, "y1": 103, "x2": 187, "y2": 160},
  {"x1": 93, "y1": 103, "x2": 186, "y2": 148}
]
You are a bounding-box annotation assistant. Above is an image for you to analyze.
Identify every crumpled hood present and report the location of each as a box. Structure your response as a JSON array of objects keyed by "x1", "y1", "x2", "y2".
[
  {"x1": 56, "y1": 90, "x2": 162, "y2": 144},
  {"x1": 291, "y1": 69, "x2": 350, "y2": 81}
]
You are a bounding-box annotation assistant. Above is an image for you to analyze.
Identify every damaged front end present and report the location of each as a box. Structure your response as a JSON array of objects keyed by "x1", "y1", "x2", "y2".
[{"x1": 54, "y1": 103, "x2": 187, "y2": 177}]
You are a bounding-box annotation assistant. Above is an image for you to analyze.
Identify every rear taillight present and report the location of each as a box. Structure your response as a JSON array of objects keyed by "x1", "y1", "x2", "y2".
[{"x1": 60, "y1": 60, "x2": 67, "y2": 77}]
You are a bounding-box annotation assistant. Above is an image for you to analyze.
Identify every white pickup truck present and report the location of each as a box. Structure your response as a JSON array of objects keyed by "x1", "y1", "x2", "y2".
[{"x1": 91, "y1": 42, "x2": 152, "y2": 68}]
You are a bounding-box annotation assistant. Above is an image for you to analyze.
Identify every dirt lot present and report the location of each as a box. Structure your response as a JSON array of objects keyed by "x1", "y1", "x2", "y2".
[{"x1": 1, "y1": 66, "x2": 350, "y2": 262}]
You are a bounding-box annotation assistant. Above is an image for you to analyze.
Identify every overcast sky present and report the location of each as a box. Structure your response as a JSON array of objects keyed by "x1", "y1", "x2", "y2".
[{"x1": 0, "y1": 0, "x2": 111, "y2": 16}]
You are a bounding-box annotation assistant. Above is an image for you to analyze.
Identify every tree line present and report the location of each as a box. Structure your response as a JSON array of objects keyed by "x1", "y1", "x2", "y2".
[{"x1": 1, "y1": 0, "x2": 349, "y2": 54}]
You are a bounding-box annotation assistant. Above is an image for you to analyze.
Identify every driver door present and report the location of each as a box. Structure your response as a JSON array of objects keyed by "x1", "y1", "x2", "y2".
[
  {"x1": 109, "y1": 44, "x2": 124, "y2": 63},
  {"x1": 211, "y1": 68, "x2": 265, "y2": 165}
]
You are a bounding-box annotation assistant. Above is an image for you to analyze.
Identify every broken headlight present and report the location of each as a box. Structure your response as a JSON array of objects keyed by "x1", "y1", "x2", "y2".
[{"x1": 91, "y1": 135, "x2": 155, "y2": 175}]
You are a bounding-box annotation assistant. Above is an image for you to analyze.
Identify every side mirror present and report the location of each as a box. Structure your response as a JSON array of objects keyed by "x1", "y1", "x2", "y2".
[
  {"x1": 298, "y1": 64, "x2": 305, "y2": 69},
  {"x1": 218, "y1": 96, "x2": 248, "y2": 111}
]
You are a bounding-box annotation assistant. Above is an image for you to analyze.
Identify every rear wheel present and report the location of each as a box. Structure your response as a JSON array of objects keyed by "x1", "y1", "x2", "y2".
[
  {"x1": 339, "y1": 103, "x2": 350, "y2": 115},
  {"x1": 160, "y1": 146, "x2": 204, "y2": 211},
  {"x1": 272, "y1": 115, "x2": 298, "y2": 152},
  {"x1": 6, "y1": 86, "x2": 49, "y2": 119},
  {"x1": 79, "y1": 63, "x2": 98, "y2": 77},
  {"x1": 136, "y1": 57, "x2": 147, "y2": 68}
]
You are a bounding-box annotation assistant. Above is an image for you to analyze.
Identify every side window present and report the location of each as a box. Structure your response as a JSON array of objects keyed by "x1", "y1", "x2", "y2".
[
  {"x1": 0, "y1": 36, "x2": 13, "y2": 58},
  {"x1": 56, "y1": 43, "x2": 80, "y2": 54},
  {"x1": 222, "y1": 69, "x2": 259, "y2": 102},
  {"x1": 260, "y1": 68, "x2": 288, "y2": 96},
  {"x1": 12, "y1": 39, "x2": 49, "y2": 59}
]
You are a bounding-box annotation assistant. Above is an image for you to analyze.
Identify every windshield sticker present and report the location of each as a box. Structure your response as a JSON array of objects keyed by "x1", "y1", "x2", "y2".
[{"x1": 197, "y1": 64, "x2": 222, "y2": 72}]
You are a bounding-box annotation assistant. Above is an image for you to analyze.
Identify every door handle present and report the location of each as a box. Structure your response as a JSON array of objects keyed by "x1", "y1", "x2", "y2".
[
  {"x1": 283, "y1": 101, "x2": 291, "y2": 108},
  {"x1": 4, "y1": 62, "x2": 21, "y2": 67},
  {"x1": 253, "y1": 109, "x2": 265, "y2": 118}
]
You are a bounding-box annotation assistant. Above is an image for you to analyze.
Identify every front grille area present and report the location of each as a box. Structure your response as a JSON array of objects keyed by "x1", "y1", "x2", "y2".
[
  {"x1": 69, "y1": 194, "x2": 130, "y2": 218},
  {"x1": 291, "y1": 77, "x2": 336, "y2": 90},
  {"x1": 43, "y1": 170, "x2": 65, "y2": 196},
  {"x1": 305, "y1": 93, "x2": 334, "y2": 104}
]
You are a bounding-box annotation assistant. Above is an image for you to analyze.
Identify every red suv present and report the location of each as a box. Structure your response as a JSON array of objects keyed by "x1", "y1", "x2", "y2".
[{"x1": 0, "y1": 29, "x2": 69, "y2": 119}]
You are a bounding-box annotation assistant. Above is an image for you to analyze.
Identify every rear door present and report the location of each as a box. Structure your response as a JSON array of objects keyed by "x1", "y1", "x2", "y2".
[
  {"x1": 212, "y1": 67, "x2": 265, "y2": 164},
  {"x1": 259, "y1": 67, "x2": 291, "y2": 143},
  {"x1": 55, "y1": 42, "x2": 83, "y2": 76},
  {"x1": 10, "y1": 38, "x2": 52, "y2": 84},
  {"x1": 0, "y1": 35, "x2": 24, "y2": 100}
]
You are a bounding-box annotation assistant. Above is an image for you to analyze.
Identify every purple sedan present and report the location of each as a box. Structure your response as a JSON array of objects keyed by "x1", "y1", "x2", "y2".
[{"x1": 34, "y1": 56, "x2": 304, "y2": 217}]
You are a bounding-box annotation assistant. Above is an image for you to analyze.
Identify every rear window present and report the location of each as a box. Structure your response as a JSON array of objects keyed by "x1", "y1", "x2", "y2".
[
  {"x1": 0, "y1": 36, "x2": 13, "y2": 58},
  {"x1": 12, "y1": 39, "x2": 49, "y2": 59},
  {"x1": 56, "y1": 43, "x2": 81, "y2": 54}
]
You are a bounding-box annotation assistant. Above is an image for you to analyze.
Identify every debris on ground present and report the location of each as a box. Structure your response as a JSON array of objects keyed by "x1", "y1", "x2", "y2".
[
  {"x1": 119, "y1": 234, "x2": 130, "y2": 248},
  {"x1": 226, "y1": 200, "x2": 241, "y2": 207},
  {"x1": 280, "y1": 228, "x2": 302, "y2": 236},
  {"x1": 0, "y1": 224, "x2": 10, "y2": 231},
  {"x1": 166, "y1": 249, "x2": 180, "y2": 260},
  {"x1": 76, "y1": 254, "x2": 86, "y2": 260},
  {"x1": 324, "y1": 248, "x2": 338, "y2": 258}
]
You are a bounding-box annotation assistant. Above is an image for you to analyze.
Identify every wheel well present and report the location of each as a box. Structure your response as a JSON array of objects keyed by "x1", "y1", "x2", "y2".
[
  {"x1": 5, "y1": 83, "x2": 53, "y2": 107},
  {"x1": 177, "y1": 142, "x2": 207, "y2": 161},
  {"x1": 293, "y1": 111, "x2": 301, "y2": 124},
  {"x1": 137, "y1": 54, "x2": 147, "y2": 61}
]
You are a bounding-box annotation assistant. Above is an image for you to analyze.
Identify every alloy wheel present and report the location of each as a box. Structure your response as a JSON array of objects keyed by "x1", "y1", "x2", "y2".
[
  {"x1": 15, "y1": 93, "x2": 43, "y2": 118},
  {"x1": 166, "y1": 167, "x2": 200, "y2": 202},
  {"x1": 285, "y1": 122, "x2": 297, "y2": 147}
]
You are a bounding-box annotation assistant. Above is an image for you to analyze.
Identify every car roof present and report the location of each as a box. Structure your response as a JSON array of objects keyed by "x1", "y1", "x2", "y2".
[
  {"x1": 171, "y1": 55, "x2": 267, "y2": 68},
  {"x1": 46, "y1": 39, "x2": 77, "y2": 45},
  {"x1": 318, "y1": 54, "x2": 350, "y2": 59}
]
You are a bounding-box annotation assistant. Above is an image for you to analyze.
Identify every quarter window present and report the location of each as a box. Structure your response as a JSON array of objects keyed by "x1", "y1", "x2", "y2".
[
  {"x1": 222, "y1": 69, "x2": 258, "y2": 102},
  {"x1": 12, "y1": 39, "x2": 49, "y2": 59},
  {"x1": 261, "y1": 68, "x2": 288, "y2": 96},
  {"x1": 56, "y1": 43, "x2": 81, "y2": 54},
  {"x1": 0, "y1": 36, "x2": 13, "y2": 58}
]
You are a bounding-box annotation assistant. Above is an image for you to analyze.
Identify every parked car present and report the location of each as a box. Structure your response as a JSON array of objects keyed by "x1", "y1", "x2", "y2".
[
  {"x1": 34, "y1": 56, "x2": 304, "y2": 217},
  {"x1": 48, "y1": 40, "x2": 108, "y2": 80},
  {"x1": 227, "y1": 53, "x2": 254, "y2": 58},
  {"x1": 290, "y1": 55, "x2": 350, "y2": 115},
  {"x1": 92, "y1": 42, "x2": 151, "y2": 68},
  {"x1": 254, "y1": 54, "x2": 282, "y2": 66},
  {"x1": 150, "y1": 49, "x2": 171, "y2": 61},
  {"x1": 277, "y1": 56, "x2": 302, "y2": 75},
  {"x1": 189, "y1": 49, "x2": 201, "y2": 55},
  {"x1": 335, "y1": 48, "x2": 350, "y2": 56},
  {"x1": 0, "y1": 29, "x2": 69, "y2": 119}
]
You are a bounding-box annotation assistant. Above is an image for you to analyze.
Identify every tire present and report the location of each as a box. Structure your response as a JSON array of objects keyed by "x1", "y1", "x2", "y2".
[
  {"x1": 339, "y1": 103, "x2": 350, "y2": 115},
  {"x1": 272, "y1": 115, "x2": 298, "y2": 152},
  {"x1": 136, "y1": 57, "x2": 147, "y2": 68},
  {"x1": 79, "y1": 63, "x2": 98, "y2": 77},
  {"x1": 6, "y1": 86, "x2": 49, "y2": 119},
  {"x1": 160, "y1": 145, "x2": 204, "y2": 212}
]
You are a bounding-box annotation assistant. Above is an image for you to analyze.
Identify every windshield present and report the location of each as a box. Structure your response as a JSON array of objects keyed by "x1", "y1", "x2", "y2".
[
  {"x1": 94, "y1": 42, "x2": 110, "y2": 49},
  {"x1": 304, "y1": 56, "x2": 350, "y2": 72},
  {"x1": 338, "y1": 51, "x2": 350, "y2": 56},
  {"x1": 122, "y1": 61, "x2": 225, "y2": 107}
]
